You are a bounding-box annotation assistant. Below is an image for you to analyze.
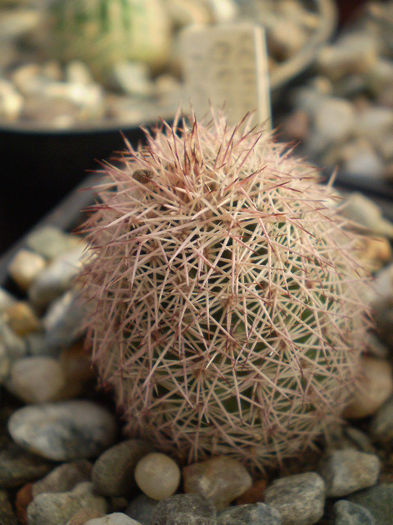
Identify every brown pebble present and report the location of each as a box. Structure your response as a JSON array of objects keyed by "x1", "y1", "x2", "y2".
[
  {"x1": 356, "y1": 236, "x2": 392, "y2": 271},
  {"x1": 8, "y1": 250, "x2": 46, "y2": 291},
  {"x1": 183, "y1": 456, "x2": 252, "y2": 510},
  {"x1": 15, "y1": 482, "x2": 34, "y2": 525},
  {"x1": 344, "y1": 356, "x2": 393, "y2": 419},
  {"x1": 4, "y1": 302, "x2": 41, "y2": 336},
  {"x1": 235, "y1": 478, "x2": 267, "y2": 505}
]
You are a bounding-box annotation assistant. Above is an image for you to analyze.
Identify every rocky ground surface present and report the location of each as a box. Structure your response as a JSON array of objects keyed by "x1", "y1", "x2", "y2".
[
  {"x1": 278, "y1": 1, "x2": 393, "y2": 183},
  {"x1": 1, "y1": 189, "x2": 393, "y2": 524},
  {"x1": 0, "y1": 0, "x2": 330, "y2": 129}
]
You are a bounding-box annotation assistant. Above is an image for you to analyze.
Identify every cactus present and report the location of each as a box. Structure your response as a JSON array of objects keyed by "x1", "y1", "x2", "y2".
[
  {"x1": 79, "y1": 112, "x2": 371, "y2": 473},
  {"x1": 48, "y1": 0, "x2": 171, "y2": 79}
]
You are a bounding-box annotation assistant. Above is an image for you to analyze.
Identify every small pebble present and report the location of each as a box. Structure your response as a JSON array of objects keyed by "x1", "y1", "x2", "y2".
[
  {"x1": 32, "y1": 460, "x2": 92, "y2": 498},
  {"x1": 334, "y1": 499, "x2": 376, "y2": 525},
  {"x1": 356, "y1": 236, "x2": 392, "y2": 271},
  {"x1": 85, "y1": 513, "x2": 142, "y2": 525},
  {"x1": 264, "y1": 472, "x2": 325, "y2": 525},
  {"x1": 370, "y1": 396, "x2": 393, "y2": 443},
  {"x1": 66, "y1": 60, "x2": 95, "y2": 85},
  {"x1": 8, "y1": 400, "x2": 117, "y2": 461},
  {"x1": 43, "y1": 291, "x2": 85, "y2": 350},
  {"x1": 8, "y1": 250, "x2": 46, "y2": 291},
  {"x1": 4, "y1": 302, "x2": 41, "y2": 336},
  {"x1": 110, "y1": 62, "x2": 154, "y2": 97},
  {"x1": 217, "y1": 502, "x2": 282, "y2": 525},
  {"x1": 0, "y1": 288, "x2": 16, "y2": 312},
  {"x1": 5, "y1": 356, "x2": 66, "y2": 403},
  {"x1": 135, "y1": 452, "x2": 180, "y2": 501},
  {"x1": 343, "y1": 356, "x2": 393, "y2": 419},
  {"x1": 65, "y1": 508, "x2": 105, "y2": 525},
  {"x1": 318, "y1": 449, "x2": 380, "y2": 497},
  {"x1": 24, "y1": 331, "x2": 54, "y2": 357},
  {"x1": 28, "y1": 246, "x2": 86, "y2": 309},
  {"x1": 150, "y1": 494, "x2": 216, "y2": 525},
  {"x1": 312, "y1": 97, "x2": 355, "y2": 146},
  {"x1": 183, "y1": 456, "x2": 252, "y2": 510},
  {"x1": 27, "y1": 481, "x2": 107, "y2": 525},
  {"x1": 93, "y1": 439, "x2": 153, "y2": 497},
  {"x1": 126, "y1": 494, "x2": 159, "y2": 524},
  {"x1": 0, "y1": 441, "x2": 52, "y2": 489},
  {"x1": 342, "y1": 140, "x2": 385, "y2": 179},
  {"x1": 348, "y1": 483, "x2": 393, "y2": 525},
  {"x1": 25, "y1": 226, "x2": 83, "y2": 260}
]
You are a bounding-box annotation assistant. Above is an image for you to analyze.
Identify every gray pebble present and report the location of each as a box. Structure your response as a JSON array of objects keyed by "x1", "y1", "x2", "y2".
[
  {"x1": 93, "y1": 439, "x2": 153, "y2": 497},
  {"x1": 43, "y1": 291, "x2": 84, "y2": 350},
  {"x1": 27, "y1": 481, "x2": 107, "y2": 525},
  {"x1": 85, "y1": 513, "x2": 143, "y2": 525},
  {"x1": 0, "y1": 440, "x2": 52, "y2": 489},
  {"x1": 264, "y1": 472, "x2": 325, "y2": 525},
  {"x1": 25, "y1": 226, "x2": 83, "y2": 260},
  {"x1": 217, "y1": 502, "x2": 282, "y2": 524},
  {"x1": 150, "y1": 494, "x2": 216, "y2": 525},
  {"x1": 29, "y1": 246, "x2": 86, "y2": 309},
  {"x1": 348, "y1": 483, "x2": 393, "y2": 525},
  {"x1": 318, "y1": 449, "x2": 380, "y2": 497},
  {"x1": 342, "y1": 140, "x2": 385, "y2": 179},
  {"x1": 25, "y1": 331, "x2": 59, "y2": 357},
  {"x1": 334, "y1": 500, "x2": 375, "y2": 525},
  {"x1": 370, "y1": 396, "x2": 393, "y2": 443},
  {"x1": 126, "y1": 494, "x2": 159, "y2": 525},
  {"x1": 0, "y1": 489, "x2": 18, "y2": 525},
  {"x1": 32, "y1": 459, "x2": 92, "y2": 497},
  {"x1": 312, "y1": 97, "x2": 355, "y2": 146},
  {"x1": 0, "y1": 288, "x2": 16, "y2": 313},
  {"x1": 8, "y1": 400, "x2": 117, "y2": 461},
  {"x1": 183, "y1": 456, "x2": 252, "y2": 509}
]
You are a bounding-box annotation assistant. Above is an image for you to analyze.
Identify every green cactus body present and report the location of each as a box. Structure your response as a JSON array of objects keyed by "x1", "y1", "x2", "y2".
[
  {"x1": 79, "y1": 113, "x2": 371, "y2": 473},
  {"x1": 49, "y1": 0, "x2": 171, "y2": 77}
]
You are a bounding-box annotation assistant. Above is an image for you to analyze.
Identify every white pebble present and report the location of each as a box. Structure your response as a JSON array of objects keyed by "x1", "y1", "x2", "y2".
[
  {"x1": 135, "y1": 453, "x2": 180, "y2": 501},
  {"x1": 6, "y1": 356, "x2": 66, "y2": 403}
]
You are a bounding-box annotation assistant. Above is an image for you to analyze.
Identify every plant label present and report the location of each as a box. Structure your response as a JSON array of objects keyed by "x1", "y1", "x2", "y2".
[{"x1": 179, "y1": 22, "x2": 271, "y2": 128}]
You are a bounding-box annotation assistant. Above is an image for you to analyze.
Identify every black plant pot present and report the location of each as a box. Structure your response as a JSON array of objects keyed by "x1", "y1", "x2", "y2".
[{"x1": 0, "y1": 123, "x2": 146, "y2": 254}]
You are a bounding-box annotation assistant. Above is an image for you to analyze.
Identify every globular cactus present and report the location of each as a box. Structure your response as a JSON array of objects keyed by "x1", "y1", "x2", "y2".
[
  {"x1": 79, "y1": 112, "x2": 371, "y2": 473},
  {"x1": 48, "y1": 0, "x2": 171, "y2": 79}
]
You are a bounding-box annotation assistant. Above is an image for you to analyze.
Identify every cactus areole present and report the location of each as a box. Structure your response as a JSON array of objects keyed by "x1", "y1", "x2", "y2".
[{"x1": 79, "y1": 112, "x2": 371, "y2": 473}]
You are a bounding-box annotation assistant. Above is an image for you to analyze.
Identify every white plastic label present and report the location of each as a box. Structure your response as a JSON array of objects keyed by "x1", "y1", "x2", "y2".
[{"x1": 180, "y1": 22, "x2": 271, "y2": 128}]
